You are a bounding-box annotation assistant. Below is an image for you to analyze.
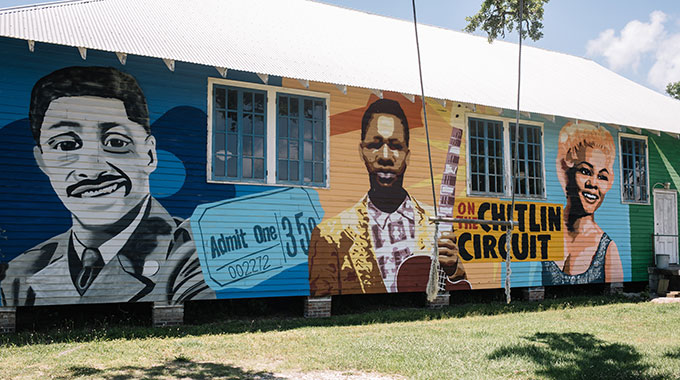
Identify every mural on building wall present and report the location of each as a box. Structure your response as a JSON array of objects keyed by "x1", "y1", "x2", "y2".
[
  {"x1": 452, "y1": 199, "x2": 564, "y2": 264},
  {"x1": 542, "y1": 121, "x2": 623, "y2": 284},
  {"x1": 0, "y1": 48, "x2": 652, "y2": 306},
  {"x1": 190, "y1": 187, "x2": 322, "y2": 298},
  {"x1": 308, "y1": 99, "x2": 469, "y2": 296},
  {"x1": 0, "y1": 67, "x2": 214, "y2": 306}
]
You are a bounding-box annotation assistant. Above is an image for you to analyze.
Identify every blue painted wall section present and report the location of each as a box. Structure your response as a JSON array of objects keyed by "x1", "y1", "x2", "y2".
[{"x1": 191, "y1": 187, "x2": 322, "y2": 298}]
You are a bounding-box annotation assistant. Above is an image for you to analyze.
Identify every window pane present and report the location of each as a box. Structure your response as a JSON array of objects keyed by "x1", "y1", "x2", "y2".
[
  {"x1": 314, "y1": 142, "x2": 323, "y2": 161},
  {"x1": 254, "y1": 137, "x2": 264, "y2": 157},
  {"x1": 227, "y1": 89, "x2": 238, "y2": 110},
  {"x1": 243, "y1": 136, "x2": 252, "y2": 156},
  {"x1": 278, "y1": 140, "x2": 288, "y2": 158},
  {"x1": 254, "y1": 93, "x2": 265, "y2": 113},
  {"x1": 214, "y1": 133, "x2": 226, "y2": 177},
  {"x1": 290, "y1": 140, "x2": 299, "y2": 160},
  {"x1": 291, "y1": 162, "x2": 299, "y2": 181},
  {"x1": 228, "y1": 112, "x2": 238, "y2": 132},
  {"x1": 254, "y1": 158, "x2": 264, "y2": 179},
  {"x1": 215, "y1": 88, "x2": 225, "y2": 109},
  {"x1": 304, "y1": 120, "x2": 313, "y2": 139},
  {"x1": 254, "y1": 115, "x2": 264, "y2": 135},
  {"x1": 227, "y1": 134, "x2": 238, "y2": 156},
  {"x1": 278, "y1": 160, "x2": 288, "y2": 180},
  {"x1": 243, "y1": 92, "x2": 253, "y2": 112},
  {"x1": 290, "y1": 119, "x2": 299, "y2": 138},
  {"x1": 243, "y1": 114, "x2": 252, "y2": 134},
  {"x1": 278, "y1": 117, "x2": 288, "y2": 137},
  {"x1": 314, "y1": 121, "x2": 323, "y2": 140},
  {"x1": 215, "y1": 110, "x2": 226, "y2": 132},
  {"x1": 304, "y1": 162, "x2": 312, "y2": 182},
  {"x1": 314, "y1": 163, "x2": 324, "y2": 183},
  {"x1": 243, "y1": 158, "x2": 252, "y2": 178},
  {"x1": 290, "y1": 97, "x2": 299, "y2": 117},
  {"x1": 489, "y1": 175, "x2": 497, "y2": 193},
  {"x1": 304, "y1": 99, "x2": 313, "y2": 118},
  {"x1": 314, "y1": 101, "x2": 323, "y2": 119},
  {"x1": 278, "y1": 96, "x2": 288, "y2": 116},
  {"x1": 227, "y1": 156, "x2": 238, "y2": 177},
  {"x1": 304, "y1": 141, "x2": 312, "y2": 160}
]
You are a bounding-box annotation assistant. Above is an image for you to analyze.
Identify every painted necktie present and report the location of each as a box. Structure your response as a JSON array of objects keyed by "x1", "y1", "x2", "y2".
[{"x1": 75, "y1": 247, "x2": 104, "y2": 295}]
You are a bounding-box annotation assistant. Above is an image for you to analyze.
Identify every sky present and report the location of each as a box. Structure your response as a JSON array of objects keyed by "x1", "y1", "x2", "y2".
[{"x1": 1, "y1": 0, "x2": 679, "y2": 95}]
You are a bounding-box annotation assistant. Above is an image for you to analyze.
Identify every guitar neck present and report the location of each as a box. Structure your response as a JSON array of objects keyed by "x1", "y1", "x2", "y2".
[{"x1": 438, "y1": 127, "x2": 463, "y2": 232}]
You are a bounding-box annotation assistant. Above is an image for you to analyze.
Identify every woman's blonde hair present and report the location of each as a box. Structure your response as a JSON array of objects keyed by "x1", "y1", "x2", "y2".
[{"x1": 556, "y1": 121, "x2": 615, "y2": 191}]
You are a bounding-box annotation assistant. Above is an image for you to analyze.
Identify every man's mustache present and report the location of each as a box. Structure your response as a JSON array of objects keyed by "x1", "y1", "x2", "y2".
[{"x1": 66, "y1": 167, "x2": 132, "y2": 198}]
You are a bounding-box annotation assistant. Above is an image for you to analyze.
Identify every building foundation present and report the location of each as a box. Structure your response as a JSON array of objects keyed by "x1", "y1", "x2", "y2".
[
  {"x1": 0, "y1": 307, "x2": 16, "y2": 333},
  {"x1": 304, "y1": 296, "x2": 332, "y2": 318},
  {"x1": 523, "y1": 286, "x2": 545, "y2": 302},
  {"x1": 152, "y1": 303, "x2": 184, "y2": 327},
  {"x1": 427, "y1": 292, "x2": 450, "y2": 309}
]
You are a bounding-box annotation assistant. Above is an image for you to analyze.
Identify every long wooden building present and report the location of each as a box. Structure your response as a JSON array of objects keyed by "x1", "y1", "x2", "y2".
[{"x1": 1, "y1": 0, "x2": 679, "y2": 328}]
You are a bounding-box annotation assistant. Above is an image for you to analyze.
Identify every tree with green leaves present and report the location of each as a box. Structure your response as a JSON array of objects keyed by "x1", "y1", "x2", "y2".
[
  {"x1": 465, "y1": 0, "x2": 549, "y2": 42},
  {"x1": 666, "y1": 81, "x2": 680, "y2": 100}
]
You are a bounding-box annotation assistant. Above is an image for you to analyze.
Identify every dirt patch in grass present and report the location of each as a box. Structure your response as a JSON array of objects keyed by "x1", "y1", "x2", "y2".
[{"x1": 273, "y1": 370, "x2": 406, "y2": 380}]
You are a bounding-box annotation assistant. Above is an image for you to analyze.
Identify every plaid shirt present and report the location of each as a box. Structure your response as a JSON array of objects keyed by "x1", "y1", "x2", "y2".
[{"x1": 367, "y1": 196, "x2": 416, "y2": 292}]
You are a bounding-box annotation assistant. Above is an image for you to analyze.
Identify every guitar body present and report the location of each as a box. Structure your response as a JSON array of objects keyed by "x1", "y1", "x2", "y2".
[
  {"x1": 395, "y1": 126, "x2": 470, "y2": 295},
  {"x1": 396, "y1": 255, "x2": 471, "y2": 293}
]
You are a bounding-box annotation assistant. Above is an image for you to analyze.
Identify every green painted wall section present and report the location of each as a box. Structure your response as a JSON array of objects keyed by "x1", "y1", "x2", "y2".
[{"x1": 630, "y1": 131, "x2": 680, "y2": 281}]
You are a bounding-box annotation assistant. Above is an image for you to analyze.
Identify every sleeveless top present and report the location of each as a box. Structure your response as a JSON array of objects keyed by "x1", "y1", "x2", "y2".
[{"x1": 542, "y1": 233, "x2": 611, "y2": 285}]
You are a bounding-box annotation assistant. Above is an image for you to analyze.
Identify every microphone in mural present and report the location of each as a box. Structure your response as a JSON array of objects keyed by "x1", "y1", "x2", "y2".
[
  {"x1": 0, "y1": 66, "x2": 214, "y2": 306},
  {"x1": 542, "y1": 121, "x2": 623, "y2": 284}
]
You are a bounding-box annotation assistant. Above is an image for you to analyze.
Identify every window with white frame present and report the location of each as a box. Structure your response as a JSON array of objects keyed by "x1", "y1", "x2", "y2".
[
  {"x1": 469, "y1": 118, "x2": 504, "y2": 194},
  {"x1": 467, "y1": 117, "x2": 545, "y2": 198},
  {"x1": 510, "y1": 123, "x2": 544, "y2": 197},
  {"x1": 620, "y1": 135, "x2": 648, "y2": 203},
  {"x1": 212, "y1": 85, "x2": 267, "y2": 182},
  {"x1": 276, "y1": 94, "x2": 326, "y2": 185},
  {"x1": 208, "y1": 79, "x2": 329, "y2": 187}
]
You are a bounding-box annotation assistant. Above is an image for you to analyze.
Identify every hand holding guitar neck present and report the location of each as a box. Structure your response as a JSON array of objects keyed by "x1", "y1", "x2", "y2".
[
  {"x1": 395, "y1": 126, "x2": 471, "y2": 292},
  {"x1": 437, "y1": 230, "x2": 467, "y2": 281}
]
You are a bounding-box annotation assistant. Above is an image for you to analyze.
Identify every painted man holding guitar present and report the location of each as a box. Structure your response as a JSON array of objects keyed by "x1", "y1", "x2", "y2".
[{"x1": 309, "y1": 99, "x2": 470, "y2": 296}]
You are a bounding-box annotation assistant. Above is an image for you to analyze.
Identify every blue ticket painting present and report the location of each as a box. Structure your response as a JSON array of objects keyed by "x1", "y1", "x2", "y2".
[{"x1": 191, "y1": 187, "x2": 323, "y2": 298}]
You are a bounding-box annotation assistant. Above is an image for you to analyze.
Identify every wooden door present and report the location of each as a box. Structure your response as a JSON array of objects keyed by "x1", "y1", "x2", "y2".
[{"x1": 654, "y1": 189, "x2": 678, "y2": 264}]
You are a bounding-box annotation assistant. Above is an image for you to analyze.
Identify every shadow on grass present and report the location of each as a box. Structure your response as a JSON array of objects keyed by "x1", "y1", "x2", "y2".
[
  {"x1": 0, "y1": 294, "x2": 643, "y2": 347},
  {"x1": 56, "y1": 357, "x2": 283, "y2": 380},
  {"x1": 665, "y1": 347, "x2": 680, "y2": 359},
  {"x1": 489, "y1": 332, "x2": 667, "y2": 380}
]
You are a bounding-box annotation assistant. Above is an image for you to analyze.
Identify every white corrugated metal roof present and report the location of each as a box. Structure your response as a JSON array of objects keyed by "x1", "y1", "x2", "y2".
[{"x1": 1, "y1": 0, "x2": 679, "y2": 133}]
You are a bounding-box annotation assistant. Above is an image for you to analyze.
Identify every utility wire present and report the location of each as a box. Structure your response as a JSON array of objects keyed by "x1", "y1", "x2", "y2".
[
  {"x1": 506, "y1": 0, "x2": 525, "y2": 304},
  {"x1": 411, "y1": 0, "x2": 438, "y2": 218}
]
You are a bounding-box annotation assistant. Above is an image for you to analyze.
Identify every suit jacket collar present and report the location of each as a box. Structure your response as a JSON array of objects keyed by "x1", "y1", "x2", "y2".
[
  {"x1": 26, "y1": 197, "x2": 174, "y2": 304},
  {"x1": 343, "y1": 193, "x2": 433, "y2": 293}
]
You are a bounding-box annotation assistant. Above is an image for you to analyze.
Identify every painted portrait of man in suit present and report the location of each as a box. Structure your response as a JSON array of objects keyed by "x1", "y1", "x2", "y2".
[{"x1": 0, "y1": 66, "x2": 213, "y2": 306}]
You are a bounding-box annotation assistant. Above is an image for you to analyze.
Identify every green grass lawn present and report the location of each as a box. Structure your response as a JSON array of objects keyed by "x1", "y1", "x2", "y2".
[{"x1": 1, "y1": 296, "x2": 679, "y2": 380}]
